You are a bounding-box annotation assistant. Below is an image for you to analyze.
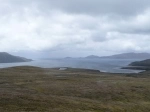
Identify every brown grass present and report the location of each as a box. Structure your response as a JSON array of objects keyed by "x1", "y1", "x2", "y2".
[{"x1": 0, "y1": 66, "x2": 150, "y2": 111}]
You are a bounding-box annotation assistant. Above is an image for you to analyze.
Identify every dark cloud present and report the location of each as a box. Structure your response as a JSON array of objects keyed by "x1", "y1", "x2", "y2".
[{"x1": 38, "y1": 0, "x2": 150, "y2": 16}]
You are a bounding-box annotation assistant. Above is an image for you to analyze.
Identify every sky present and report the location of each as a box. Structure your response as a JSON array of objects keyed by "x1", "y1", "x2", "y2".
[{"x1": 1, "y1": 0, "x2": 150, "y2": 58}]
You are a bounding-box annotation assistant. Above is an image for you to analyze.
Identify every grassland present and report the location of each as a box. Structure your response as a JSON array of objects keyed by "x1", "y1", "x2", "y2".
[{"x1": 0, "y1": 66, "x2": 150, "y2": 112}]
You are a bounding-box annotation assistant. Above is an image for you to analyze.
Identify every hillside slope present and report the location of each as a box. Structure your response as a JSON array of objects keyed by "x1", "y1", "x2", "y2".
[
  {"x1": 0, "y1": 52, "x2": 32, "y2": 63},
  {"x1": 129, "y1": 59, "x2": 150, "y2": 66}
]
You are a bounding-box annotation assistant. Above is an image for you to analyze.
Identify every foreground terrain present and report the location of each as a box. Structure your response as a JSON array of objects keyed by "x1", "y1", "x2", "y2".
[{"x1": 0, "y1": 66, "x2": 150, "y2": 112}]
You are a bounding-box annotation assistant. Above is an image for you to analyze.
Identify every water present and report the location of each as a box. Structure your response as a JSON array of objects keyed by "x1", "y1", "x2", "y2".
[{"x1": 0, "y1": 58, "x2": 144, "y2": 73}]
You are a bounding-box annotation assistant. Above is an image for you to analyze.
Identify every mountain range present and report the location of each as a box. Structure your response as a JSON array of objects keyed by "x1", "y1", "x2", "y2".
[
  {"x1": 0, "y1": 52, "x2": 32, "y2": 63},
  {"x1": 85, "y1": 52, "x2": 150, "y2": 59}
]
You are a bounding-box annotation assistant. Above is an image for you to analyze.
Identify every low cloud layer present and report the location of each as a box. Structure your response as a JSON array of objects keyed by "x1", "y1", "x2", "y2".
[{"x1": 1, "y1": 0, "x2": 150, "y2": 58}]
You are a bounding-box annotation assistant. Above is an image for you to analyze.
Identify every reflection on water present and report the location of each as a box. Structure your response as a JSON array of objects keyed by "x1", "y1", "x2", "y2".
[{"x1": 0, "y1": 58, "x2": 144, "y2": 73}]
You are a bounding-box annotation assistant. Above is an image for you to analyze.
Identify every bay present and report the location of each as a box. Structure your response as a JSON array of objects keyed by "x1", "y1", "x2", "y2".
[{"x1": 0, "y1": 58, "x2": 144, "y2": 73}]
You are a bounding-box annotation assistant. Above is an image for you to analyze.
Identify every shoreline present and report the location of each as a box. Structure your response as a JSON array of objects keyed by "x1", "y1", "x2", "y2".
[
  {"x1": 121, "y1": 66, "x2": 150, "y2": 71},
  {"x1": 1, "y1": 65, "x2": 145, "y2": 74}
]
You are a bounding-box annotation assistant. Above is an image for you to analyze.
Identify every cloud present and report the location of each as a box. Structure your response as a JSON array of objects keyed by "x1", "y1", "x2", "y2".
[
  {"x1": 0, "y1": 0, "x2": 150, "y2": 57},
  {"x1": 37, "y1": 0, "x2": 150, "y2": 16}
]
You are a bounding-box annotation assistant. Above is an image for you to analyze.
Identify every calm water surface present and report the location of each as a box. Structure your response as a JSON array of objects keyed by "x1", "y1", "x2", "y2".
[{"x1": 0, "y1": 58, "x2": 144, "y2": 73}]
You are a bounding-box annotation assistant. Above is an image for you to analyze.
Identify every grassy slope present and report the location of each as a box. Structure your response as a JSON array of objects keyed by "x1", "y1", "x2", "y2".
[{"x1": 0, "y1": 66, "x2": 150, "y2": 111}]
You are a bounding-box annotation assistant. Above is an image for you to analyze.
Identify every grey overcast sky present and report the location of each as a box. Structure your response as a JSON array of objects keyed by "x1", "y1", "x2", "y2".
[{"x1": 1, "y1": 0, "x2": 150, "y2": 58}]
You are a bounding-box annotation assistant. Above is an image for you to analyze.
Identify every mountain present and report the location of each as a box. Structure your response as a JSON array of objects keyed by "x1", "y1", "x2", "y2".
[
  {"x1": 85, "y1": 55, "x2": 100, "y2": 59},
  {"x1": 100, "y1": 53, "x2": 150, "y2": 59},
  {"x1": 64, "y1": 57, "x2": 73, "y2": 59},
  {"x1": 129, "y1": 59, "x2": 150, "y2": 66},
  {"x1": 0, "y1": 52, "x2": 32, "y2": 63},
  {"x1": 121, "y1": 59, "x2": 150, "y2": 71},
  {"x1": 85, "y1": 53, "x2": 150, "y2": 59}
]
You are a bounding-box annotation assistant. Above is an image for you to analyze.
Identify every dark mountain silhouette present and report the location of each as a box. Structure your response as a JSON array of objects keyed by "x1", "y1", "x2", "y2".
[
  {"x1": 122, "y1": 59, "x2": 150, "y2": 71},
  {"x1": 0, "y1": 52, "x2": 32, "y2": 63},
  {"x1": 129, "y1": 59, "x2": 150, "y2": 66}
]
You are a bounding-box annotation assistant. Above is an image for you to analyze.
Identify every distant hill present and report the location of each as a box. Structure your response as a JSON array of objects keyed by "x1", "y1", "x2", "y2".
[
  {"x1": 85, "y1": 53, "x2": 150, "y2": 59},
  {"x1": 121, "y1": 59, "x2": 150, "y2": 71},
  {"x1": 64, "y1": 57, "x2": 73, "y2": 59},
  {"x1": 85, "y1": 55, "x2": 100, "y2": 59},
  {"x1": 0, "y1": 52, "x2": 32, "y2": 63},
  {"x1": 100, "y1": 53, "x2": 150, "y2": 59},
  {"x1": 129, "y1": 59, "x2": 150, "y2": 66}
]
